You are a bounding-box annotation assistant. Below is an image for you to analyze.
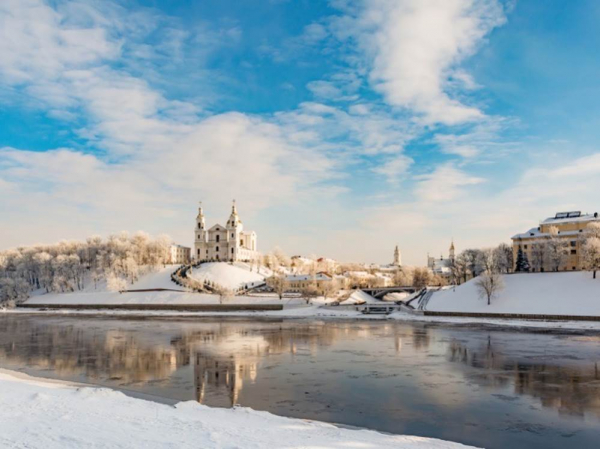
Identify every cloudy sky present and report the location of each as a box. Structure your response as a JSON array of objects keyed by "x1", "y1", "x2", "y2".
[{"x1": 1, "y1": 0, "x2": 600, "y2": 265}]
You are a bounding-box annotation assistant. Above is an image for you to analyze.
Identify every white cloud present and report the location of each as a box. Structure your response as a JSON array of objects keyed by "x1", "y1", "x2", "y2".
[
  {"x1": 334, "y1": 0, "x2": 506, "y2": 125},
  {"x1": 0, "y1": 0, "x2": 341, "y2": 248},
  {"x1": 414, "y1": 163, "x2": 485, "y2": 202},
  {"x1": 372, "y1": 155, "x2": 413, "y2": 184},
  {"x1": 0, "y1": 0, "x2": 121, "y2": 84}
]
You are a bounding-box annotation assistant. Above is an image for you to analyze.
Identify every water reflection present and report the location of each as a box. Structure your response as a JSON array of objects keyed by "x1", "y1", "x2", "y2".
[
  {"x1": 448, "y1": 335, "x2": 600, "y2": 419},
  {"x1": 1, "y1": 316, "x2": 600, "y2": 449}
]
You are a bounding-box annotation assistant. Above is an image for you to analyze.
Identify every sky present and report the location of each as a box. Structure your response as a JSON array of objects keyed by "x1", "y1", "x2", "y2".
[{"x1": 1, "y1": 0, "x2": 600, "y2": 265}]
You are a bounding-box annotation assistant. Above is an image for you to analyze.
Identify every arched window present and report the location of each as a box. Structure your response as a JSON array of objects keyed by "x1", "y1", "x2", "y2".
[
  {"x1": 216, "y1": 246, "x2": 219, "y2": 252},
  {"x1": 231, "y1": 248, "x2": 234, "y2": 254},
  {"x1": 216, "y1": 235, "x2": 220, "y2": 243}
]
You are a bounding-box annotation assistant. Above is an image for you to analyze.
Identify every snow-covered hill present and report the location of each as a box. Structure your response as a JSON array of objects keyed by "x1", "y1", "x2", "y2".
[
  {"x1": 427, "y1": 271, "x2": 600, "y2": 316},
  {"x1": 190, "y1": 263, "x2": 265, "y2": 290}
]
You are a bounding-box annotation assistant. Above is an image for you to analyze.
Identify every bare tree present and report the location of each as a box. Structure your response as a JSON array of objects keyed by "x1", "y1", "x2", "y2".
[
  {"x1": 475, "y1": 271, "x2": 504, "y2": 305},
  {"x1": 300, "y1": 283, "x2": 319, "y2": 304},
  {"x1": 322, "y1": 281, "x2": 338, "y2": 300},
  {"x1": 530, "y1": 242, "x2": 547, "y2": 272},
  {"x1": 494, "y1": 243, "x2": 513, "y2": 274},
  {"x1": 412, "y1": 267, "x2": 432, "y2": 290},
  {"x1": 269, "y1": 274, "x2": 286, "y2": 300}
]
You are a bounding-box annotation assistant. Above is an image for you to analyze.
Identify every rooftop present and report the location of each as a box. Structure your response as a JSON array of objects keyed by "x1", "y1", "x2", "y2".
[{"x1": 541, "y1": 211, "x2": 598, "y2": 225}]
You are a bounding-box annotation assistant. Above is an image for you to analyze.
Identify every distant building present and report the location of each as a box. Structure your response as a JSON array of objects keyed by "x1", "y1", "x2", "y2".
[
  {"x1": 511, "y1": 211, "x2": 599, "y2": 272},
  {"x1": 393, "y1": 245, "x2": 402, "y2": 267},
  {"x1": 267, "y1": 273, "x2": 344, "y2": 294},
  {"x1": 169, "y1": 244, "x2": 191, "y2": 264},
  {"x1": 194, "y1": 201, "x2": 260, "y2": 262},
  {"x1": 427, "y1": 241, "x2": 455, "y2": 278}
]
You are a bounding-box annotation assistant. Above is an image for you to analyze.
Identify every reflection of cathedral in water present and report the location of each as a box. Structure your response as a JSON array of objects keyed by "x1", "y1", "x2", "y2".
[{"x1": 194, "y1": 354, "x2": 257, "y2": 407}]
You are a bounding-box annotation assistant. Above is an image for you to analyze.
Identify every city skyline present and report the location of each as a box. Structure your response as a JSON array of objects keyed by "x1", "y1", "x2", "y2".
[{"x1": 2, "y1": 0, "x2": 600, "y2": 265}]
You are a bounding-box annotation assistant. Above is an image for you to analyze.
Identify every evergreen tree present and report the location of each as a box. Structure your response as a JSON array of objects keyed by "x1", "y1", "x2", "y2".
[{"x1": 515, "y1": 246, "x2": 530, "y2": 272}]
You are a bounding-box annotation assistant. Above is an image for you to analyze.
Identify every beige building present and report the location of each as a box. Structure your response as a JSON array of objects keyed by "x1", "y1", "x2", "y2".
[
  {"x1": 268, "y1": 273, "x2": 346, "y2": 295},
  {"x1": 169, "y1": 244, "x2": 191, "y2": 264},
  {"x1": 194, "y1": 201, "x2": 259, "y2": 262},
  {"x1": 511, "y1": 211, "x2": 599, "y2": 272},
  {"x1": 427, "y1": 241, "x2": 455, "y2": 278}
]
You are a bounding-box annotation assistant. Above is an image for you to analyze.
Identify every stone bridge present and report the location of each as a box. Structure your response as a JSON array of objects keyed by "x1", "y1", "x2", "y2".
[{"x1": 361, "y1": 286, "x2": 417, "y2": 300}]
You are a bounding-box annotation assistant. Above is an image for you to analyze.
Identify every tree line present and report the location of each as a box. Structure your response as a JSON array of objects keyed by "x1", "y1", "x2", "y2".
[{"x1": 0, "y1": 232, "x2": 172, "y2": 305}]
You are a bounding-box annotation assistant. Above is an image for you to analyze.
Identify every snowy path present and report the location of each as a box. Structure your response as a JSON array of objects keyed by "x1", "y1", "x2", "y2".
[{"x1": 0, "y1": 369, "x2": 476, "y2": 449}]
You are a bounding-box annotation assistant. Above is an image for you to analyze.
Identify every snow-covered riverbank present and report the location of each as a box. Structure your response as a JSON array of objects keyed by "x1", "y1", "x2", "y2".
[{"x1": 0, "y1": 369, "x2": 475, "y2": 449}]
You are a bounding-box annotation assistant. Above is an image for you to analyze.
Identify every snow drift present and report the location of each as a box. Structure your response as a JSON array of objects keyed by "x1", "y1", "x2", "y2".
[{"x1": 0, "y1": 370, "x2": 476, "y2": 449}]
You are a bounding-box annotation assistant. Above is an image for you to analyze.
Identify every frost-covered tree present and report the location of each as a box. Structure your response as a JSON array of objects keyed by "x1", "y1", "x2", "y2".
[
  {"x1": 269, "y1": 274, "x2": 286, "y2": 300},
  {"x1": 493, "y1": 243, "x2": 513, "y2": 274},
  {"x1": 412, "y1": 267, "x2": 432, "y2": 290},
  {"x1": 0, "y1": 232, "x2": 173, "y2": 300},
  {"x1": 393, "y1": 268, "x2": 413, "y2": 286},
  {"x1": 582, "y1": 223, "x2": 600, "y2": 279},
  {"x1": 546, "y1": 226, "x2": 569, "y2": 271},
  {"x1": 530, "y1": 242, "x2": 547, "y2": 272},
  {"x1": 582, "y1": 238, "x2": 600, "y2": 279},
  {"x1": 475, "y1": 271, "x2": 504, "y2": 305}
]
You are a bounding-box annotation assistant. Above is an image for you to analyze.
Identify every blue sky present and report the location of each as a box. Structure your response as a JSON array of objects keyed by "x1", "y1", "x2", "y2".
[{"x1": 1, "y1": 0, "x2": 600, "y2": 265}]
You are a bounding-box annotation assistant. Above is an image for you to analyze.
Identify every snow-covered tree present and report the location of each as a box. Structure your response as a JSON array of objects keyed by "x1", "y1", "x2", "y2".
[
  {"x1": 412, "y1": 267, "x2": 432, "y2": 290},
  {"x1": 269, "y1": 274, "x2": 286, "y2": 300},
  {"x1": 546, "y1": 226, "x2": 569, "y2": 271},
  {"x1": 0, "y1": 232, "x2": 173, "y2": 300},
  {"x1": 582, "y1": 223, "x2": 600, "y2": 279},
  {"x1": 393, "y1": 268, "x2": 412, "y2": 286},
  {"x1": 530, "y1": 242, "x2": 547, "y2": 272},
  {"x1": 493, "y1": 243, "x2": 513, "y2": 274},
  {"x1": 106, "y1": 273, "x2": 127, "y2": 292},
  {"x1": 582, "y1": 237, "x2": 600, "y2": 279}
]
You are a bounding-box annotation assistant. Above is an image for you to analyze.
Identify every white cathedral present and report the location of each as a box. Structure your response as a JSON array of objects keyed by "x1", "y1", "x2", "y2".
[{"x1": 194, "y1": 201, "x2": 259, "y2": 262}]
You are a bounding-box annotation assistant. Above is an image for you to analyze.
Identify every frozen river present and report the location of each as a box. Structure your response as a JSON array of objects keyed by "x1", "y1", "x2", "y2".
[{"x1": 1, "y1": 314, "x2": 599, "y2": 449}]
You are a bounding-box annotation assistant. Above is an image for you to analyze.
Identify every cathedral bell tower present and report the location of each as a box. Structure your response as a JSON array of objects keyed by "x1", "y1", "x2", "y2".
[
  {"x1": 449, "y1": 240, "x2": 455, "y2": 262},
  {"x1": 393, "y1": 245, "x2": 402, "y2": 267},
  {"x1": 226, "y1": 200, "x2": 243, "y2": 232},
  {"x1": 196, "y1": 202, "x2": 206, "y2": 242}
]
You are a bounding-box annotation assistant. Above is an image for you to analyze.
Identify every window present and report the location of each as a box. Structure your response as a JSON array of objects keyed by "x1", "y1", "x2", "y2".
[
  {"x1": 524, "y1": 244, "x2": 528, "y2": 249},
  {"x1": 231, "y1": 233, "x2": 234, "y2": 238},
  {"x1": 216, "y1": 235, "x2": 220, "y2": 243},
  {"x1": 197, "y1": 249, "x2": 200, "y2": 256},
  {"x1": 216, "y1": 246, "x2": 219, "y2": 252},
  {"x1": 198, "y1": 223, "x2": 201, "y2": 229},
  {"x1": 231, "y1": 248, "x2": 234, "y2": 254},
  {"x1": 241, "y1": 239, "x2": 244, "y2": 246},
  {"x1": 570, "y1": 241, "x2": 577, "y2": 247},
  {"x1": 571, "y1": 249, "x2": 577, "y2": 255}
]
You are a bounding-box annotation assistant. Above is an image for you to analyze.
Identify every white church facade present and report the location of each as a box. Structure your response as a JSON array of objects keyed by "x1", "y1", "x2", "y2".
[{"x1": 194, "y1": 201, "x2": 259, "y2": 262}]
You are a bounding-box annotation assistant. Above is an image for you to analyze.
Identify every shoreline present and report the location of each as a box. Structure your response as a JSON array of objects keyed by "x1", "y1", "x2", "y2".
[
  {"x1": 5, "y1": 306, "x2": 600, "y2": 334},
  {"x1": 0, "y1": 368, "x2": 476, "y2": 449}
]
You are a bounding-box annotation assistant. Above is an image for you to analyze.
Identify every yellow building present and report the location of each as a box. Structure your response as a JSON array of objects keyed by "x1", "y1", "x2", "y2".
[{"x1": 511, "y1": 211, "x2": 599, "y2": 272}]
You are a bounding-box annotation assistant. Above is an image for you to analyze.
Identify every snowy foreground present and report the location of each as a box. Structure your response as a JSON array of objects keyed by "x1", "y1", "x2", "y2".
[
  {"x1": 427, "y1": 271, "x2": 600, "y2": 316},
  {"x1": 0, "y1": 370, "x2": 475, "y2": 449}
]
